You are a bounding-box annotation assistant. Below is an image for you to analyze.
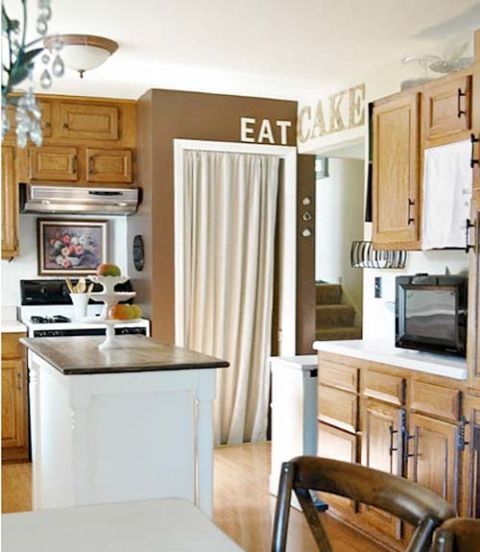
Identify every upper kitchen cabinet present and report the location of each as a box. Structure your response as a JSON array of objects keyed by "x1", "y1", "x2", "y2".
[
  {"x1": 372, "y1": 91, "x2": 421, "y2": 250},
  {"x1": 3, "y1": 100, "x2": 52, "y2": 144},
  {"x1": 2, "y1": 146, "x2": 19, "y2": 260},
  {"x1": 86, "y1": 148, "x2": 133, "y2": 184},
  {"x1": 58, "y1": 102, "x2": 119, "y2": 141},
  {"x1": 15, "y1": 94, "x2": 136, "y2": 187},
  {"x1": 29, "y1": 146, "x2": 79, "y2": 182},
  {"x1": 423, "y1": 71, "x2": 472, "y2": 147}
]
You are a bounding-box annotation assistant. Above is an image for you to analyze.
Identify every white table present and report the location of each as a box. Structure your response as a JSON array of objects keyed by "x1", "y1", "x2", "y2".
[{"x1": 2, "y1": 499, "x2": 244, "y2": 552}]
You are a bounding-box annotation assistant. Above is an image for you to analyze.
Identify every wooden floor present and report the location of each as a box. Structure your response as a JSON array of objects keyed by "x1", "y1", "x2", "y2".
[{"x1": 2, "y1": 442, "x2": 382, "y2": 551}]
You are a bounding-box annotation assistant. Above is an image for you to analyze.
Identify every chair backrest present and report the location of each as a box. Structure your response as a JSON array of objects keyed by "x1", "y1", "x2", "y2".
[
  {"x1": 432, "y1": 518, "x2": 480, "y2": 551},
  {"x1": 271, "y1": 456, "x2": 455, "y2": 552}
]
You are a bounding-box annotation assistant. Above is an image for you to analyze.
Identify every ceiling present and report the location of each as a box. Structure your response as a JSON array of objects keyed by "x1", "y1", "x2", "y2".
[{"x1": 7, "y1": 0, "x2": 480, "y2": 100}]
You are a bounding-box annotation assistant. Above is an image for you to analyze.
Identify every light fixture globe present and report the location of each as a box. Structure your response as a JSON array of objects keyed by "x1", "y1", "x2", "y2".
[{"x1": 44, "y1": 34, "x2": 118, "y2": 78}]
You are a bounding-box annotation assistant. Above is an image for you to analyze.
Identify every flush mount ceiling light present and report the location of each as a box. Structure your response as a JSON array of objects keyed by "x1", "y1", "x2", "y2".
[{"x1": 44, "y1": 34, "x2": 118, "y2": 78}]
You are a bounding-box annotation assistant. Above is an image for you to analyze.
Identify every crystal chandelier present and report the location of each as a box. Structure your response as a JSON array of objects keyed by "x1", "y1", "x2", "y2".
[{"x1": 2, "y1": 0, "x2": 64, "y2": 148}]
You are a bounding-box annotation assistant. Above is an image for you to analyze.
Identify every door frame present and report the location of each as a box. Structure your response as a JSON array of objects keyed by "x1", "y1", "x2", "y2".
[{"x1": 173, "y1": 139, "x2": 297, "y2": 355}]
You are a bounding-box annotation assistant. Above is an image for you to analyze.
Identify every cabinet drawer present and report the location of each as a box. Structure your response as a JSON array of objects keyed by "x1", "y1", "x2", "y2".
[
  {"x1": 410, "y1": 381, "x2": 460, "y2": 422},
  {"x1": 86, "y1": 148, "x2": 133, "y2": 183},
  {"x1": 59, "y1": 103, "x2": 119, "y2": 141},
  {"x1": 318, "y1": 385, "x2": 358, "y2": 433},
  {"x1": 1, "y1": 333, "x2": 26, "y2": 360},
  {"x1": 29, "y1": 146, "x2": 78, "y2": 182},
  {"x1": 318, "y1": 360, "x2": 358, "y2": 393},
  {"x1": 362, "y1": 370, "x2": 405, "y2": 406}
]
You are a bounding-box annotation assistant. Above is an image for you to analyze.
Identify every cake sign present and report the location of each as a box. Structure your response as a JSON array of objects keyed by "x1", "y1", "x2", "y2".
[{"x1": 298, "y1": 83, "x2": 366, "y2": 144}]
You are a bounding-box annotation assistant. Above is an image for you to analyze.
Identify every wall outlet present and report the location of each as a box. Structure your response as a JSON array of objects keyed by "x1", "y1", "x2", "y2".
[{"x1": 374, "y1": 277, "x2": 382, "y2": 298}]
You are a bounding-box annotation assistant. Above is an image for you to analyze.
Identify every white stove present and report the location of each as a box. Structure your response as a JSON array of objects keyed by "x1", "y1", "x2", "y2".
[{"x1": 20, "y1": 280, "x2": 150, "y2": 338}]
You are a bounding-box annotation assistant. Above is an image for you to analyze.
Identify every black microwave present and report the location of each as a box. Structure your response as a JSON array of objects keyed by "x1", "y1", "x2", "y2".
[{"x1": 395, "y1": 274, "x2": 468, "y2": 357}]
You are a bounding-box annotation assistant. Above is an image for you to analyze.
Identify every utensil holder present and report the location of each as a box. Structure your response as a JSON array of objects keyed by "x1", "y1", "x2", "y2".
[{"x1": 70, "y1": 293, "x2": 89, "y2": 321}]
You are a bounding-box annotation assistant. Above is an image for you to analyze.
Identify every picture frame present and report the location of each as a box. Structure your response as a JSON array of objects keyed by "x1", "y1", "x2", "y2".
[{"x1": 37, "y1": 219, "x2": 108, "y2": 276}]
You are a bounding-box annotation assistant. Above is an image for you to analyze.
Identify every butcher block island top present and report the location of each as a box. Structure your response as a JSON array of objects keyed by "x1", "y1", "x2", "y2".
[{"x1": 20, "y1": 335, "x2": 229, "y2": 375}]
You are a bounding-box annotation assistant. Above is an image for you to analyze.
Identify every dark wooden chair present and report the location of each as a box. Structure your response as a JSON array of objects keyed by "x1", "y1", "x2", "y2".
[
  {"x1": 432, "y1": 518, "x2": 480, "y2": 551},
  {"x1": 271, "y1": 456, "x2": 455, "y2": 552}
]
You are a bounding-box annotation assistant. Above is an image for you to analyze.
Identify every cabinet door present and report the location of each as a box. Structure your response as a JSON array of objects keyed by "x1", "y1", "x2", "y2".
[
  {"x1": 424, "y1": 73, "x2": 472, "y2": 146},
  {"x1": 461, "y1": 395, "x2": 480, "y2": 518},
  {"x1": 317, "y1": 422, "x2": 358, "y2": 516},
  {"x1": 29, "y1": 146, "x2": 78, "y2": 182},
  {"x1": 59, "y1": 103, "x2": 119, "y2": 141},
  {"x1": 4, "y1": 100, "x2": 52, "y2": 142},
  {"x1": 372, "y1": 92, "x2": 421, "y2": 249},
  {"x1": 473, "y1": 61, "x2": 480, "y2": 197},
  {"x1": 2, "y1": 359, "x2": 28, "y2": 461},
  {"x1": 86, "y1": 148, "x2": 133, "y2": 183},
  {"x1": 1, "y1": 146, "x2": 19, "y2": 259},
  {"x1": 467, "y1": 198, "x2": 480, "y2": 387},
  {"x1": 408, "y1": 413, "x2": 459, "y2": 511},
  {"x1": 361, "y1": 400, "x2": 404, "y2": 541}
]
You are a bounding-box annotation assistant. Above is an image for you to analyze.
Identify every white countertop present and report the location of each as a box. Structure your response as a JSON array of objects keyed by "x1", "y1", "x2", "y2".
[
  {"x1": 269, "y1": 355, "x2": 317, "y2": 372},
  {"x1": 1, "y1": 319, "x2": 27, "y2": 334},
  {"x1": 1, "y1": 306, "x2": 26, "y2": 334},
  {"x1": 313, "y1": 339, "x2": 467, "y2": 380}
]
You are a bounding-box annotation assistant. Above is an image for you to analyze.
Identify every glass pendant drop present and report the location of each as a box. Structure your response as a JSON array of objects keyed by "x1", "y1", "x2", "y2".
[
  {"x1": 40, "y1": 69, "x2": 53, "y2": 89},
  {"x1": 52, "y1": 55, "x2": 65, "y2": 77}
]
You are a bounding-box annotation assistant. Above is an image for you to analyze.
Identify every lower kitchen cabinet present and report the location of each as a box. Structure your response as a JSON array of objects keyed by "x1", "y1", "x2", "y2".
[
  {"x1": 407, "y1": 413, "x2": 459, "y2": 511},
  {"x1": 361, "y1": 400, "x2": 404, "y2": 542},
  {"x1": 317, "y1": 421, "x2": 358, "y2": 516},
  {"x1": 2, "y1": 333, "x2": 29, "y2": 463},
  {"x1": 461, "y1": 394, "x2": 480, "y2": 517}
]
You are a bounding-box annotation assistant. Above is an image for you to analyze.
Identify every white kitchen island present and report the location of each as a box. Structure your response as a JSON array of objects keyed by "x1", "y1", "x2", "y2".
[{"x1": 21, "y1": 335, "x2": 229, "y2": 517}]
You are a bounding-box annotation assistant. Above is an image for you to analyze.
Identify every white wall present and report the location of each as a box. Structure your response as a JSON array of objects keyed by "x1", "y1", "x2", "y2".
[
  {"x1": 316, "y1": 158, "x2": 364, "y2": 316},
  {"x1": 1, "y1": 214, "x2": 128, "y2": 307},
  {"x1": 362, "y1": 233, "x2": 469, "y2": 342}
]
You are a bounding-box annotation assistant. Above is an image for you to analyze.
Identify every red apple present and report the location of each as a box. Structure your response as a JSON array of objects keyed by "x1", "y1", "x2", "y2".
[{"x1": 96, "y1": 263, "x2": 121, "y2": 277}]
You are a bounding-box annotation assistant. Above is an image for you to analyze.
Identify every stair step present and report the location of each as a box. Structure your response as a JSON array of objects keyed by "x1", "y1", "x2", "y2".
[
  {"x1": 315, "y1": 326, "x2": 363, "y2": 341},
  {"x1": 316, "y1": 284, "x2": 342, "y2": 305},
  {"x1": 316, "y1": 304, "x2": 356, "y2": 328}
]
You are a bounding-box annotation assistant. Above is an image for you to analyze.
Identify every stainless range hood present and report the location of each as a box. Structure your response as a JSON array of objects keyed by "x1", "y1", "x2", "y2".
[{"x1": 20, "y1": 184, "x2": 139, "y2": 215}]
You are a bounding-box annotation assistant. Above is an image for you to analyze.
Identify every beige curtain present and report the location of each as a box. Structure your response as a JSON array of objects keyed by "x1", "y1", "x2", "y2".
[{"x1": 182, "y1": 150, "x2": 280, "y2": 444}]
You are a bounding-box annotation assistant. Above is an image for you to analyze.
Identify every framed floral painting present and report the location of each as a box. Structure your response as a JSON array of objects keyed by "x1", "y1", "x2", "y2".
[{"x1": 37, "y1": 219, "x2": 108, "y2": 275}]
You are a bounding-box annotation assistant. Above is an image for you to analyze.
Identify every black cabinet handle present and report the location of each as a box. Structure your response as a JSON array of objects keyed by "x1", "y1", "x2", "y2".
[
  {"x1": 466, "y1": 218, "x2": 475, "y2": 253},
  {"x1": 389, "y1": 425, "x2": 399, "y2": 457},
  {"x1": 457, "y1": 88, "x2": 467, "y2": 118},
  {"x1": 471, "y1": 134, "x2": 479, "y2": 169},
  {"x1": 408, "y1": 198, "x2": 415, "y2": 225}
]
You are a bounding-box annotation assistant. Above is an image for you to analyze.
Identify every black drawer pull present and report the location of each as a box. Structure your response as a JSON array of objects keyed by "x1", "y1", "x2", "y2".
[
  {"x1": 466, "y1": 218, "x2": 475, "y2": 253},
  {"x1": 471, "y1": 134, "x2": 479, "y2": 169},
  {"x1": 457, "y1": 88, "x2": 467, "y2": 118}
]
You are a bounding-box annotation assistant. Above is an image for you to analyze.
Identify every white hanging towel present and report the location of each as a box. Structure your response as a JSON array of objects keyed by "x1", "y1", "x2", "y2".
[{"x1": 422, "y1": 139, "x2": 472, "y2": 250}]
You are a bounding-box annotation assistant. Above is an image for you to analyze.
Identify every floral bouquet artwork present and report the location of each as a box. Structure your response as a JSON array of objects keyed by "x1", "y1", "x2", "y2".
[{"x1": 38, "y1": 219, "x2": 108, "y2": 276}]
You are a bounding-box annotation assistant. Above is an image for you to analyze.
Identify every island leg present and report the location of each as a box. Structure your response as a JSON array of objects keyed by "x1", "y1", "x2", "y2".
[{"x1": 196, "y1": 369, "x2": 216, "y2": 517}]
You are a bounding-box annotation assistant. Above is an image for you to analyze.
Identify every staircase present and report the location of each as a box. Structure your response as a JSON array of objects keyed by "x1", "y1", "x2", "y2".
[{"x1": 315, "y1": 283, "x2": 362, "y2": 341}]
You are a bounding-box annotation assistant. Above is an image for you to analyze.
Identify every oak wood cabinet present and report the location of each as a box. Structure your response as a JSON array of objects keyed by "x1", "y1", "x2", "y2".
[
  {"x1": 28, "y1": 145, "x2": 78, "y2": 182},
  {"x1": 372, "y1": 91, "x2": 421, "y2": 250},
  {"x1": 317, "y1": 351, "x2": 471, "y2": 550},
  {"x1": 461, "y1": 393, "x2": 480, "y2": 518},
  {"x1": 86, "y1": 148, "x2": 133, "y2": 184},
  {"x1": 2, "y1": 333, "x2": 29, "y2": 463},
  {"x1": 58, "y1": 102, "x2": 119, "y2": 141},
  {"x1": 2, "y1": 146, "x2": 19, "y2": 260},
  {"x1": 317, "y1": 421, "x2": 358, "y2": 516},
  {"x1": 467, "y1": 197, "x2": 480, "y2": 387},
  {"x1": 423, "y1": 72, "x2": 472, "y2": 147},
  {"x1": 14, "y1": 94, "x2": 136, "y2": 188},
  {"x1": 407, "y1": 413, "x2": 459, "y2": 509},
  {"x1": 3, "y1": 100, "x2": 52, "y2": 143},
  {"x1": 361, "y1": 400, "x2": 404, "y2": 542}
]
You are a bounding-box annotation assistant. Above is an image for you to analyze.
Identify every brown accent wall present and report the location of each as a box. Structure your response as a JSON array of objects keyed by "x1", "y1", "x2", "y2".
[
  {"x1": 128, "y1": 89, "x2": 314, "y2": 352},
  {"x1": 296, "y1": 154, "x2": 316, "y2": 354}
]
